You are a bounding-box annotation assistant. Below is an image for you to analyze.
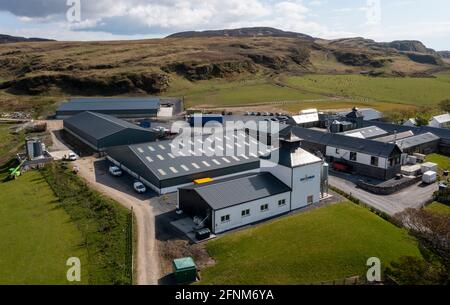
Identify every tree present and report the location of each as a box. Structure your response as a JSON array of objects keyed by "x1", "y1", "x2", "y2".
[
  {"x1": 385, "y1": 256, "x2": 447, "y2": 285},
  {"x1": 387, "y1": 209, "x2": 450, "y2": 285},
  {"x1": 439, "y1": 99, "x2": 450, "y2": 112}
]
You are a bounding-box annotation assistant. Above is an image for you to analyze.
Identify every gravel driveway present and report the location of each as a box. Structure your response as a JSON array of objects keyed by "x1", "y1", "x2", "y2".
[{"x1": 329, "y1": 173, "x2": 438, "y2": 216}]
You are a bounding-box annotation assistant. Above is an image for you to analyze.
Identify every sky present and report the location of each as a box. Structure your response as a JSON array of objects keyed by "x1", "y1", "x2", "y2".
[{"x1": 0, "y1": 0, "x2": 449, "y2": 50}]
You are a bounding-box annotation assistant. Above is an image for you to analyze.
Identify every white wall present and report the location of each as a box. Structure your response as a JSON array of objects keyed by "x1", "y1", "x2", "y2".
[
  {"x1": 213, "y1": 192, "x2": 291, "y2": 234},
  {"x1": 326, "y1": 146, "x2": 387, "y2": 169},
  {"x1": 291, "y1": 162, "x2": 322, "y2": 210},
  {"x1": 260, "y1": 159, "x2": 292, "y2": 187}
]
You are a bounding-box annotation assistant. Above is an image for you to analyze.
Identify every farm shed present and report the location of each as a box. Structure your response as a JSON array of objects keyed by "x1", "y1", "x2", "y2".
[
  {"x1": 56, "y1": 97, "x2": 160, "y2": 118},
  {"x1": 63, "y1": 111, "x2": 158, "y2": 152}
]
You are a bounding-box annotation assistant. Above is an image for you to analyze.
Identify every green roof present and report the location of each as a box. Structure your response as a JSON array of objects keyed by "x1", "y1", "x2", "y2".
[{"x1": 173, "y1": 257, "x2": 196, "y2": 270}]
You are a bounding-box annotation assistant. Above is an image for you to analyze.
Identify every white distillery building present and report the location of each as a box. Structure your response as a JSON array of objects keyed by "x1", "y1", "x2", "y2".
[{"x1": 177, "y1": 132, "x2": 325, "y2": 234}]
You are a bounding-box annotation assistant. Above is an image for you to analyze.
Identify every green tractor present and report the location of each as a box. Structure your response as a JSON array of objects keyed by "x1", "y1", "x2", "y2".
[{"x1": 8, "y1": 161, "x2": 25, "y2": 180}]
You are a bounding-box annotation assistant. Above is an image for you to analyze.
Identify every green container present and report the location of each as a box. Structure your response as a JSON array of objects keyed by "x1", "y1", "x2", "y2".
[{"x1": 173, "y1": 257, "x2": 197, "y2": 284}]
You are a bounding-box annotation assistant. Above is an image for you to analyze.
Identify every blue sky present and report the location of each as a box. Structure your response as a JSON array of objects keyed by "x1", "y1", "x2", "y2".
[{"x1": 0, "y1": 0, "x2": 449, "y2": 50}]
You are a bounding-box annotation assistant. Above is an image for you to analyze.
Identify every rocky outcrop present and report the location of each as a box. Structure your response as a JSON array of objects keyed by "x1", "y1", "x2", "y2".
[
  {"x1": 438, "y1": 51, "x2": 450, "y2": 59},
  {"x1": 332, "y1": 51, "x2": 387, "y2": 68},
  {"x1": 162, "y1": 60, "x2": 257, "y2": 81},
  {"x1": 0, "y1": 72, "x2": 170, "y2": 95},
  {"x1": 406, "y1": 53, "x2": 443, "y2": 65}
]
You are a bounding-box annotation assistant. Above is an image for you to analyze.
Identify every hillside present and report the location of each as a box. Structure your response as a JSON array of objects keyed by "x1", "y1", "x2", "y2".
[
  {"x1": 166, "y1": 27, "x2": 314, "y2": 40},
  {"x1": 0, "y1": 34, "x2": 54, "y2": 44},
  {"x1": 0, "y1": 28, "x2": 447, "y2": 98}
]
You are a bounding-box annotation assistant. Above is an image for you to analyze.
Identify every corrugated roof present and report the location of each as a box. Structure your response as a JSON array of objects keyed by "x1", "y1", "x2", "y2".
[
  {"x1": 338, "y1": 108, "x2": 382, "y2": 121},
  {"x1": 396, "y1": 132, "x2": 440, "y2": 150},
  {"x1": 362, "y1": 121, "x2": 450, "y2": 141},
  {"x1": 58, "y1": 97, "x2": 160, "y2": 112},
  {"x1": 374, "y1": 131, "x2": 415, "y2": 143},
  {"x1": 431, "y1": 113, "x2": 450, "y2": 124},
  {"x1": 128, "y1": 131, "x2": 271, "y2": 180},
  {"x1": 64, "y1": 111, "x2": 152, "y2": 140},
  {"x1": 341, "y1": 126, "x2": 388, "y2": 139},
  {"x1": 292, "y1": 126, "x2": 400, "y2": 158},
  {"x1": 181, "y1": 172, "x2": 291, "y2": 210}
]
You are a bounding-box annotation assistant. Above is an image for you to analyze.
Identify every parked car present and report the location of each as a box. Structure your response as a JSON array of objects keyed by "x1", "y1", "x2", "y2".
[
  {"x1": 64, "y1": 153, "x2": 77, "y2": 161},
  {"x1": 109, "y1": 166, "x2": 123, "y2": 177},
  {"x1": 133, "y1": 181, "x2": 147, "y2": 194}
]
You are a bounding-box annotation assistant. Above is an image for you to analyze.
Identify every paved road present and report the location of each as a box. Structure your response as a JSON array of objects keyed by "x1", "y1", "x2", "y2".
[
  {"x1": 75, "y1": 158, "x2": 167, "y2": 285},
  {"x1": 329, "y1": 173, "x2": 438, "y2": 216}
]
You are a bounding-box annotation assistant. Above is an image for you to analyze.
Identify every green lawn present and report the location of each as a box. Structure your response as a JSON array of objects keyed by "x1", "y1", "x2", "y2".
[
  {"x1": 284, "y1": 73, "x2": 450, "y2": 107},
  {"x1": 425, "y1": 154, "x2": 450, "y2": 171},
  {"x1": 425, "y1": 202, "x2": 450, "y2": 216},
  {"x1": 200, "y1": 202, "x2": 421, "y2": 284},
  {"x1": 0, "y1": 170, "x2": 88, "y2": 284}
]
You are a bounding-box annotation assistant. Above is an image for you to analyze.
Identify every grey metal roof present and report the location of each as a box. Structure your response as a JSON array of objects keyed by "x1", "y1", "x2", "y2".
[
  {"x1": 126, "y1": 131, "x2": 271, "y2": 181},
  {"x1": 340, "y1": 126, "x2": 388, "y2": 139},
  {"x1": 396, "y1": 132, "x2": 440, "y2": 150},
  {"x1": 374, "y1": 131, "x2": 415, "y2": 143},
  {"x1": 64, "y1": 111, "x2": 152, "y2": 140},
  {"x1": 338, "y1": 108, "x2": 382, "y2": 121},
  {"x1": 292, "y1": 126, "x2": 401, "y2": 158},
  {"x1": 181, "y1": 172, "x2": 291, "y2": 210},
  {"x1": 362, "y1": 121, "x2": 450, "y2": 141},
  {"x1": 58, "y1": 97, "x2": 160, "y2": 112}
]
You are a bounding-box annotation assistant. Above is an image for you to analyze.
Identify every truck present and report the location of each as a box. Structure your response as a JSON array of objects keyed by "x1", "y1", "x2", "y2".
[{"x1": 188, "y1": 114, "x2": 223, "y2": 127}]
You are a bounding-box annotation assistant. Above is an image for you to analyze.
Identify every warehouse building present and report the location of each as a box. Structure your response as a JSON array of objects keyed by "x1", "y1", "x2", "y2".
[
  {"x1": 178, "y1": 172, "x2": 292, "y2": 234},
  {"x1": 64, "y1": 111, "x2": 158, "y2": 152},
  {"x1": 106, "y1": 133, "x2": 270, "y2": 195},
  {"x1": 56, "y1": 97, "x2": 161, "y2": 118},
  {"x1": 396, "y1": 132, "x2": 440, "y2": 154},
  {"x1": 178, "y1": 132, "x2": 324, "y2": 234},
  {"x1": 290, "y1": 126, "x2": 402, "y2": 180}
]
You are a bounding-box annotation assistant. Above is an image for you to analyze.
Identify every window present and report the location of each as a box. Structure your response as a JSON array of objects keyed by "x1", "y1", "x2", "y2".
[
  {"x1": 307, "y1": 195, "x2": 314, "y2": 205},
  {"x1": 260, "y1": 204, "x2": 269, "y2": 212},
  {"x1": 221, "y1": 215, "x2": 230, "y2": 223},
  {"x1": 350, "y1": 152, "x2": 357, "y2": 161},
  {"x1": 278, "y1": 199, "x2": 286, "y2": 207},
  {"x1": 389, "y1": 155, "x2": 401, "y2": 167},
  {"x1": 241, "y1": 209, "x2": 250, "y2": 218},
  {"x1": 371, "y1": 156, "x2": 379, "y2": 167}
]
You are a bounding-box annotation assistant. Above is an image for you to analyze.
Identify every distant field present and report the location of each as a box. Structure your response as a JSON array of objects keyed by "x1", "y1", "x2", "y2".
[
  {"x1": 166, "y1": 76, "x2": 423, "y2": 113},
  {"x1": 284, "y1": 73, "x2": 450, "y2": 107},
  {"x1": 425, "y1": 202, "x2": 450, "y2": 216},
  {"x1": 200, "y1": 202, "x2": 420, "y2": 284},
  {"x1": 167, "y1": 77, "x2": 324, "y2": 108},
  {"x1": 0, "y1": 169, "x2": 88, "y2": 284}
]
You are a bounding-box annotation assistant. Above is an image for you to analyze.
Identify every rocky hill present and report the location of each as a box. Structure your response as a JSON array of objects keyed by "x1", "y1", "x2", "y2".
[
  {"x1": 439, "y1": 51, "x2": 450, "y2": 59},
  {"x1": 0, "y1": 28, "x2": 447, "y2": 96},
  {"x1": 166, "y1": 27, "x2": 314, "y2": 41},
  {"x1": 0, "y1": 34, "x2": 54, "y2": 44}
]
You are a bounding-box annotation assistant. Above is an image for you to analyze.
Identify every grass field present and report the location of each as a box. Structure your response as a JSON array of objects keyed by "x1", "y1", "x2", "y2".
[
  {"x1": 165, "y1": 73, "x2": 450, "y2": 114},
  {"x1": 425, "y1": 154, "x2": 450, "y2": 171},
  {"x1": 284, "y1": 74, "x2": 450, "y2": 107},
  {"x1": 0, "y1": 124, "x2": 25, "y2": 163},
  {"x1": 200, "y1": 202, "x2": 421, "y2": 284},
  {"x1": 0, "y1": 168, "x2": 88, "y2": 284},
  {"x1": 425, "y1": 202, "x2": 450, "y2": 216}
]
